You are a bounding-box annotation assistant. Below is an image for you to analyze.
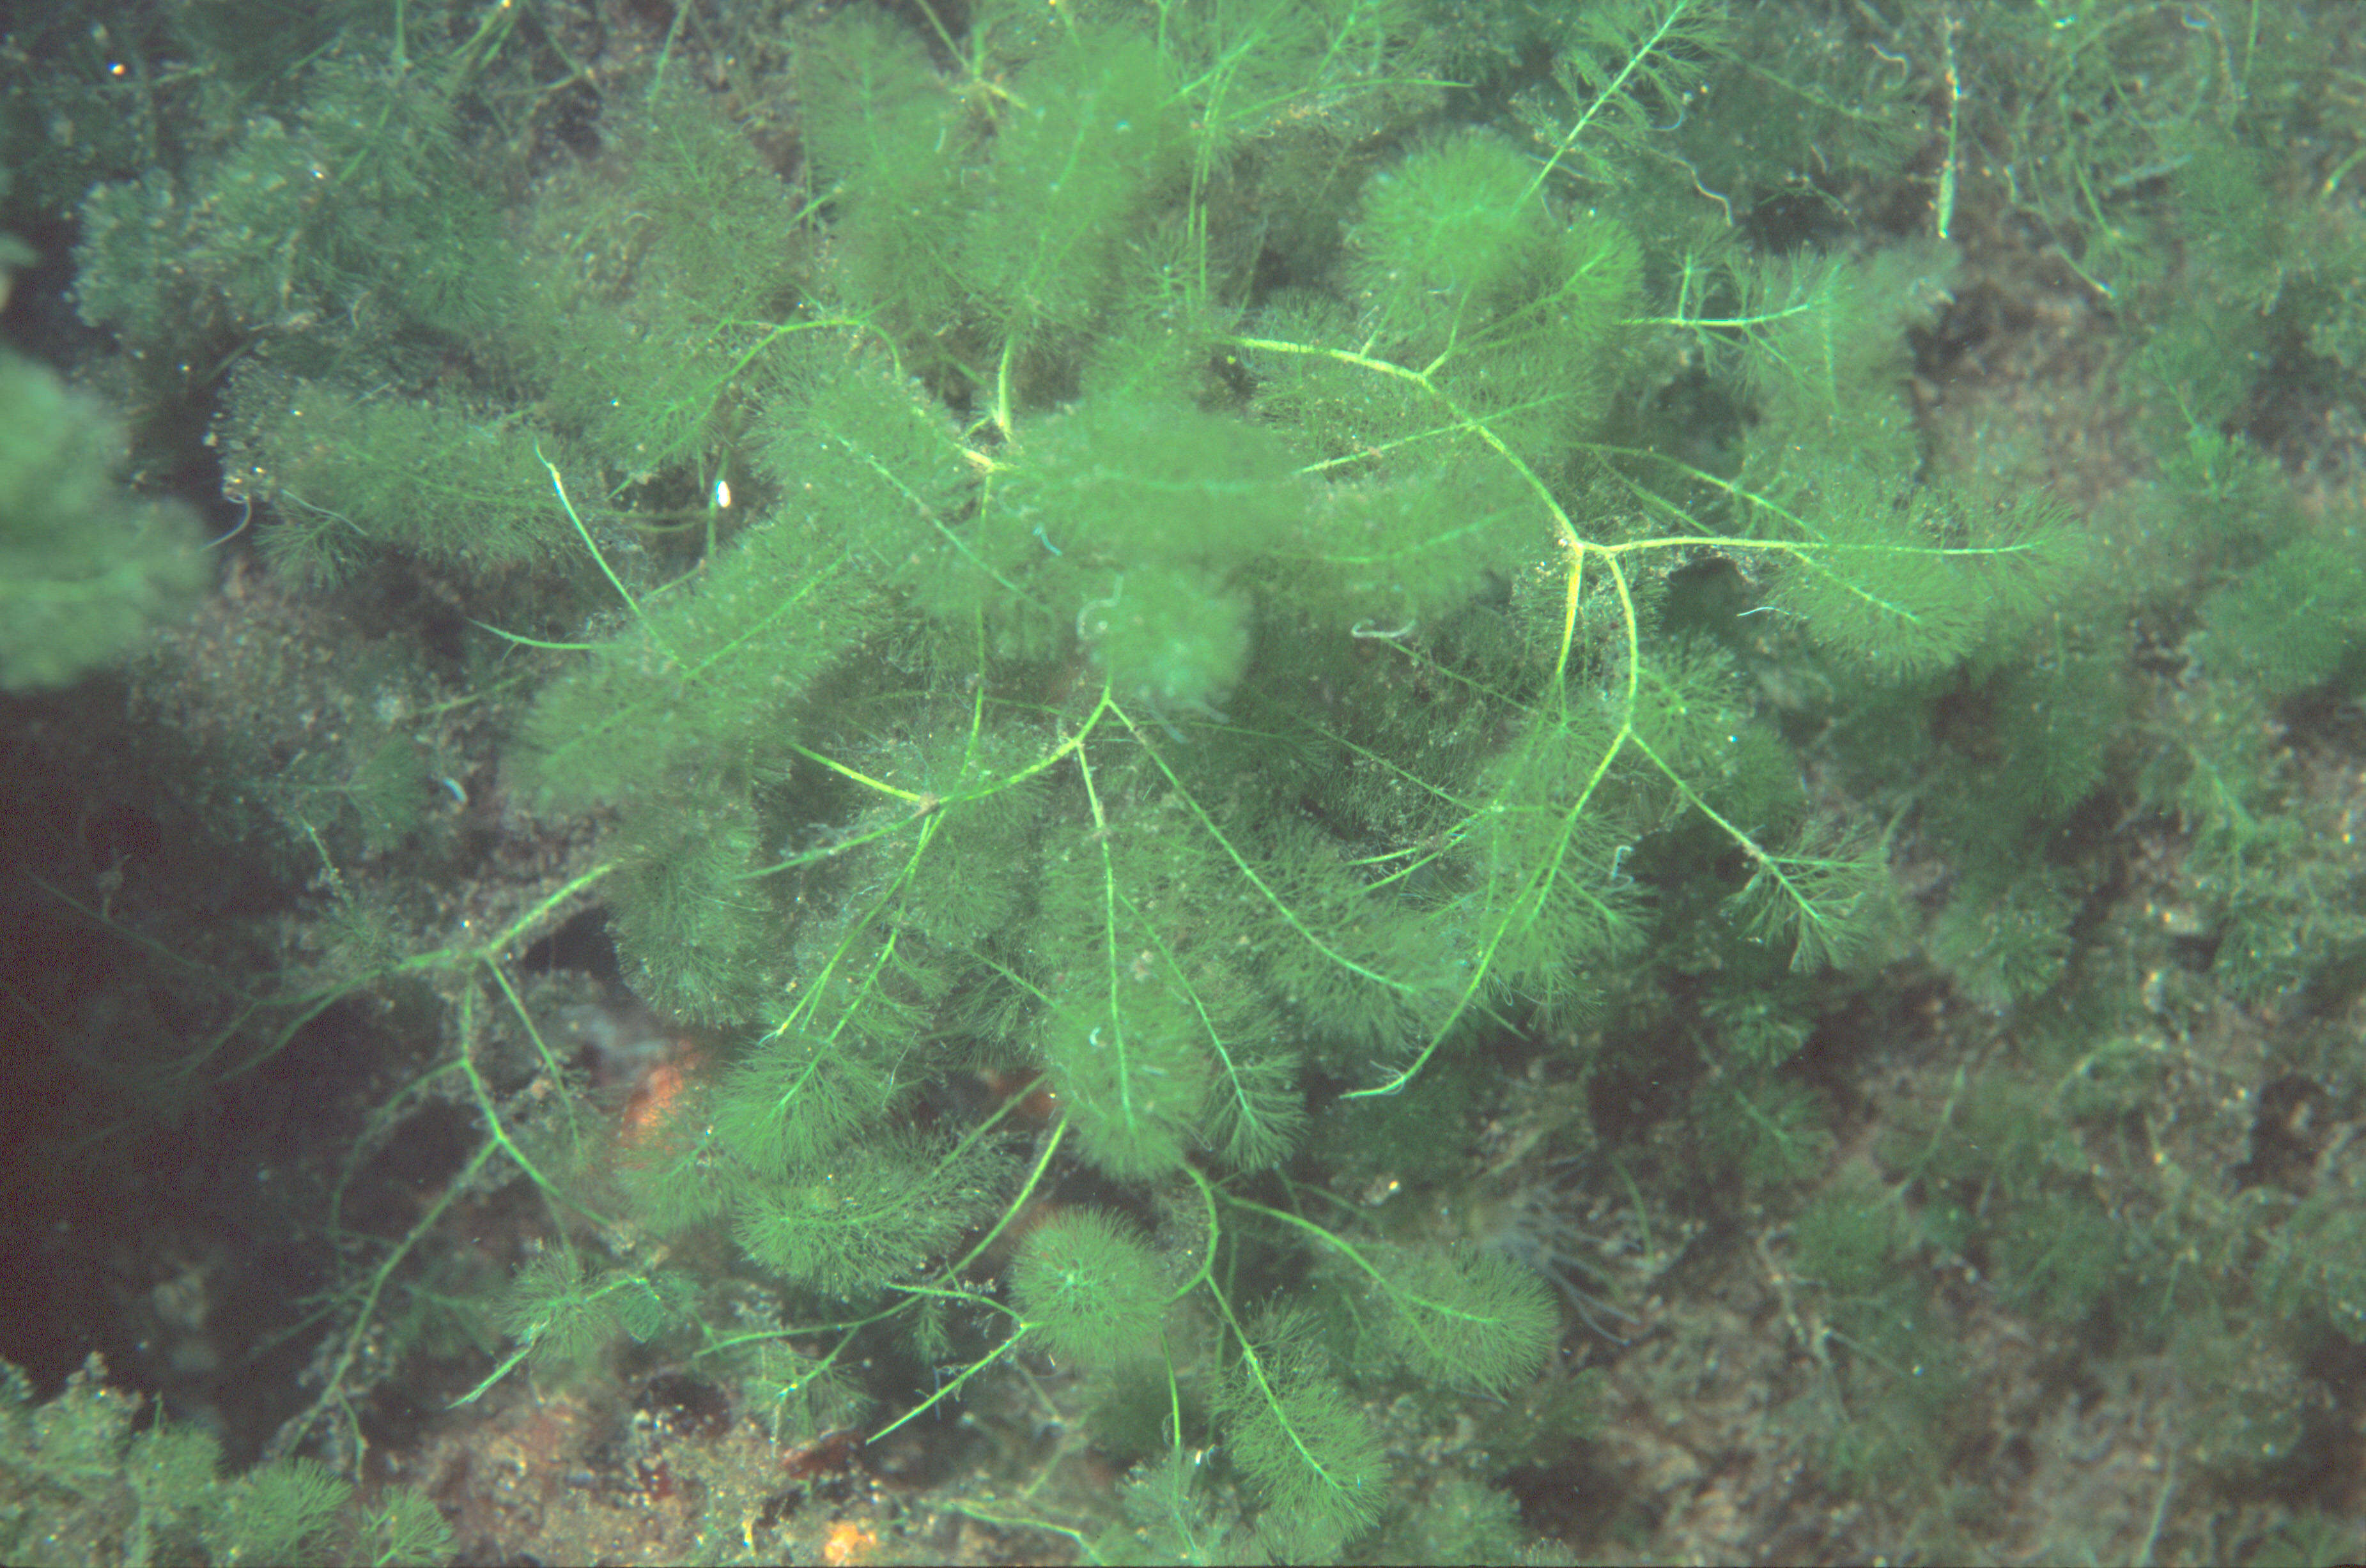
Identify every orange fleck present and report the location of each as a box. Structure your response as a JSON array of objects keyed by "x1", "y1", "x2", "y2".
[
  {"x1": 620, "y1": 1061, "x2": 688, "y2": 1142},
  {"x1": 614, "y1": 1040, "x2": 707, "y2": 1162},
  {"x1": 823, "y1": 1519, "x2": 879, "y2": 1567}
]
